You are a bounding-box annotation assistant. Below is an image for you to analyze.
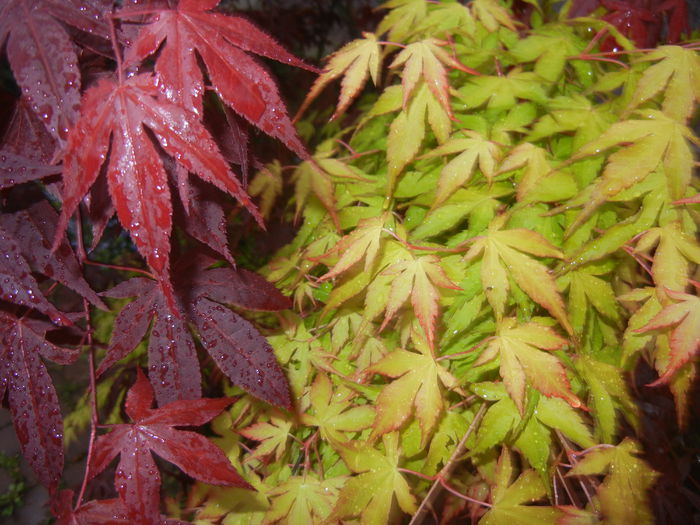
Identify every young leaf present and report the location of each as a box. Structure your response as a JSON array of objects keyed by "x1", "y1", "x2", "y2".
[
  {"x1": 368, "y1": 339, "x2": 457, "y2": 444},
  {"x1": 465, "y1": 223, "x2": 571, "y2": 333},
  {"x1": 89, "y1": 370, "x2": 250, "y2": 524},
  {"x1": 239, "y1": 414, "x2": 292, "y2": 462},
  {"x1": 636, "y1": 289, "x2": 700, "y2": 385},
  {"x1": 474, "y1": 318, "x2": 581, "y2": 414},
  {"x1": 0, "y1": 313, "x2": 77, "y2": 492},
  {"x1": 390, "y1": 38, "x2": 475, "y2": 114},
  {"x1": 628, "y1": 45, "x2": 700, "y2": 123},
  {"x1": 319, "y1": 214, "x2": 387, "y2": 280},
  {"x1": 264, "y1": 474, "x2": 343, "y2": 524},
  {"x1": 379, "y1": 254, "x2": 460, "y2": 348},
  {"x1": 301, "y1": 373, "x2": 375, "y2": 444},
  {"x1": 568, "y1": 438, "x2": 658, "y2": 525},
  {"x1": 297, "y1": 32, "x2": 382, "y2": 120},
  {"x1": 422, "y1": 130, "x2": 501, "y2": 207},
  {"x1": 122, "y1": 0, "x2": 312, "y2": 157},
  {"x1": 331, "y1": 433, "x2": 417, "y2": 525},
  {"x1": 479, "y1": 448, "x2": 562, "y2": 525}
]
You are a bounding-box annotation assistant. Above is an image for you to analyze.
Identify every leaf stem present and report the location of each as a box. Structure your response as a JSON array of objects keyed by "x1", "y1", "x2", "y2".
[{"x1": 83, "y1": 259, "x2": 155, "y2": 279}]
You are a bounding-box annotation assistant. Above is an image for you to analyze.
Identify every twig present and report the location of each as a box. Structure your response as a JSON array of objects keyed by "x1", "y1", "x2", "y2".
[{"x1": 409, "y1": 402, "x2": 488, "y2": 525}]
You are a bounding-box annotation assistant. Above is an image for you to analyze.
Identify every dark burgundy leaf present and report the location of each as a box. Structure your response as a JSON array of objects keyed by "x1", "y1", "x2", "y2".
[
  {"x1": 52, "y1": 489, "x2": 130, "y2": 525},
  {"x1": 0, "y1": 0, "x2": 83, "y2": 143},
  {"x1": 99, "y1": 278, "x2": 201, "y2": 405},
  {"x1": 0, "y1": 201, "x2": 107, "y2": 309},
  {"x1": 0, "y1": 311, "x2": 78, "y2": 492},
  {"x1": 191, "y1": 266, "x2": 292, "y2": 312},
  {"x1": 0, "y1": 151, "x2": 61, "y2": 189},
  {"x1": 122, "y1": 0, "x2": 312, "y2": 159},
  {"x1": 42, "y1": 0, "x2": 112, "y2": 40},
  {"x1": 191, "y1": 297, "x2": 291, "y2": 409},
  {"x1": 0, "y1": 226, "x2": 71, "y2": 325},
  {"x1": 89, "y1": 371, "x2": 249, "y2": 524},
  {"x1": 174, "y1": 176, "x2": 235, "y2": 265}
]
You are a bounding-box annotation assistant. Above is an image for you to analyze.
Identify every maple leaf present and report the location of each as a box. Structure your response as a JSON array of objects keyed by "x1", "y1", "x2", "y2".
[
  {"x1": 57, "y1": 73, "x2": 262, "y2": 302},
  {"x1": 301, "y1": 372, "x2": 375, "y2": 444},
  {"x1": 264, "y1": 473, "x2": 344, "y2": 524},
  {"x1": 390, "y1": 38, "x2": 476, "y2": 114},
  {"x1": 52, "y1": 489, "x2": 129, "y2": 525},
  {"x1": 98, "y1": 257, "x2": 292, "y2": 408},
  {"x1": 377, "y1": 0, "x2": 428, "y2": 42},
  {"x1": 479, "y1": 448, "x2": 562, "y2": 525},
  {"x1": 565, "y1": 110, "x2": 696, "y2": 233},
  {"x1": 0, "y1": 311, "x2": 78, "y2": 492},
  {"x1": 331, "y1": 432, "x2": 417, "y2": 525},
  {"x1": 368, "y1": 337, "x2": 458, "y2": 445},
  {"x1": 636, "y1": 289, "x2": 700, "y2": 385},
  {"x1": 464, "y1": 219, "x2": 572, "y2": 333},
  {"x1": 628, "y1": 45, "x2": 700, "y2": 123},
  {"x1": 0, "y1": 201, "x2": 106, "y2": 309},
  {"x1": 421, "y1": 130, "x2": 501, "y2": 207},
  {"x1": 457, "y1": 70, "x2": 547, "y2": 111},
  {"x1": 509, "y1": 25, "x2": 586, "y2": 83},
  {"x1": 239, "y1": 414, "x2": 292, "y2": 462},
  {"x1": 568, "y1": 438, "x2": 658, "y2": 525},
  {"x1": 122, "y1": 0, "x2": 313, "y2": 158},
  {"x1": 379, "y1": 253, "x2": 460, "y2": 348},
  {"x1": 297, "y1": 32, "x2": 382, "y2": 121},
  {"x1": 557, "y1": 266, "x2": 622, "y2": 335},
  {"x1": 249, "y1": 161, "x2": 284, "y2": 220},
  {"x1": 474, "y1": 318, "x2": 581, "y2": 414},
  {"x1": 387, "y1": 83, "x2": 452, "y2": 192},
  {"x1": 0, "y1": 0, "x2": 110, "y2": 143},
  {"x1": 318, "y1": 214, "x2": 388, "y2": 281},
  {"x1": 89, "y1": 370, "x2": 250, "y2": 524}
]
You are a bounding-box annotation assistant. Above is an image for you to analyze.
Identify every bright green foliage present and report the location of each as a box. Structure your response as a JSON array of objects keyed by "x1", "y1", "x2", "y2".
[{"x1": 191, "y1": 0, "x2": 698, "y2": 522}]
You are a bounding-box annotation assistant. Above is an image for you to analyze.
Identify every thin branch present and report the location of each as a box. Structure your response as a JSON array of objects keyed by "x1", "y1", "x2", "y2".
[{"x1": 410, "y1": 402, "x2": 489, "y2": 525}]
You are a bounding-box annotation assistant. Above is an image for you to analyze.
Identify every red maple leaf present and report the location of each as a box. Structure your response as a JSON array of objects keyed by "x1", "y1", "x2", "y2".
[
  {"x1": 98, "y1": 255, "x2": 292, "y2": 408},
  {"x1": 0, "y1": 312, "x2": 78, "y2": 493},
  {"x1": 121, "y1": 0, "x2": 315, "y2": 158},
  {"x1": 88, "y1": 369, "x2": 250, "y2": 524},
  {"x1": 0, "y1": 0, "x2": 111, "y2": 144},
  {"x1": 55, "y1": 73, "x2": 262, "y2": 304}
]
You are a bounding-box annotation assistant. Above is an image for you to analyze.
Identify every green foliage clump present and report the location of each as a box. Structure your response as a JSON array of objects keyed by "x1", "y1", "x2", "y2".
[{"x1": 192, "y1": 1, "x2": 699, "y2": 523}]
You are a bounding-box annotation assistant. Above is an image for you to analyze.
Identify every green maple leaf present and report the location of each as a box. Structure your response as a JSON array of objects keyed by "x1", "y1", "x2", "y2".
[
  {"x1": 264, "y1": 473, "x2": 344, "y2": 524},
  {"x1": 414, "y1": 1, "x2": 476, "y2": 36},
  {"x1": 301, "y1": 373, "x2": 375, "y2": 444},
  {"x1": 421, "y1": 130, "x2": 501, "y2": 207},
  {"x1": 457, "y1": 69, "x2": 547, "y2": 110},
  {"x1": 558, "y1": 267, "x2": 622, "y2": 335},
  {"x1": 368, "y1": 334, "x2": 458, "y2": 444},
  {"x1": 239, "y1": 415, "x2": 293, "y2": 462},
  {"x1": 635, "y1": 221, "x2": 700, "y2": 293},
  {"x1": 464, "y1": 217, "x2": 572, "y2": 333},
  {"x1": 637, "y1": 289, "x2": 700, "y2": 385},
  {"x1": 470, "y1": 0, "x2": 517, "y2": 32},
  {"x1": 566, "y1": 110, "x2": 697, "y2": 232},
  {"x1": 298, "y1": 32, "x2": 382, "y2": 120},
  {"x1": 568, "y1": 438, "x2": 658, "y2": 525},
  {"x1": 379, "y1": 253, "x2": 460, "y2": 348},
  {"x1": 331, "y1": 432, "x2": 417, "y2": 525},
  {"x1": 509, "y1": 26, "x2": 586, "y2": 83},
  {"x1": 475, "y1": 319, "x2": 582, "y2": 414},
  {"x1": 479, "y1": 448, "x2": 562, "y2": 525},
  {"x1": 318, "y1": 214, "x2": 388, "y2": 281},
  {"x1": 471, "y1": 385, "x2": 593, "y2": 457},
  {"x1": 576, "y1": 356, "x2": 639, "y2": 443},
  {"x1": 628, "y1": 45, "x2": 700, "y2": 123},
  {"x1": 387, "y1": 83, "x2": 452, "y2": 193},
  {"x1": 377, "y1": 0, "x2": 427, "y2": 41},
  {"x1": 249, "y1": 161, "x2": 283, "y2": 221},
  {"x1": 390, "y1": 38, "x2": 475, "y2": 115}
]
